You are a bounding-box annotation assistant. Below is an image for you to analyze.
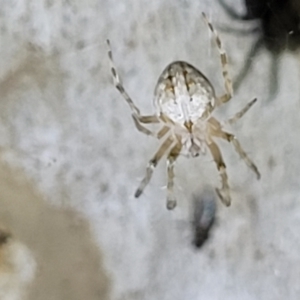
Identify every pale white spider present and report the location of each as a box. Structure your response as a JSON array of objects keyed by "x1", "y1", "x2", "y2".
[{"x1": 107, "y1": 13, "x2": 260, "y2": 209}]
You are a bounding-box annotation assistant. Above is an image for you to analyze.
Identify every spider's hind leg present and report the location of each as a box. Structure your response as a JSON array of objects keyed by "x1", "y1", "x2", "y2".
[
  {"x1": 211, "y1": 128, "x2": 260, "y2": 180},
  {"x1": 207, "y1": 140, "x2": 231, "y2": 206},
  {"x1": 166, "y1": 138, "x2": 182, "y2": 209},
  {"x1": 135, "y1": 136, "x2": 174, "y2": 198}
]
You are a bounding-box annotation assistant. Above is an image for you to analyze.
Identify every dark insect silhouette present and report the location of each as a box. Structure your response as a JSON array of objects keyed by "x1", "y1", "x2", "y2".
[
  {"x1": 191, "y1": 190, "x2": 216, "y2": 248},
  {"x1": 219, "y1": 0, "x2": 300, "y2": 100}
]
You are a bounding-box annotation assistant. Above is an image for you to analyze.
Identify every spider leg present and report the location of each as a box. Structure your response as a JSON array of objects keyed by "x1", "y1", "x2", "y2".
[
  {"x1": 107, "y1": 39, "x2": 141, "y2": 115},
  {"x1": 202, "y1": 13, "x2": 233, "y2": 105},
  {"x1": 157, "y1": 126, "x2": 170, "y2": 139},
  {"x1": 208, "y1": 122, "x2": 260, "y2": 179},
  {"x1": 133, "y1": 115, "x2": 169, "y2": 138},
  {"x1": 132, "y1": 115, "x2": 171, "y2": 139},
  {"x1": 228, "y1": 134, "x2": 260, "y2": 179},
  {"x1": 135, "y1": 136, "x2": 174, "y2": 198},
  {"x1": 107, "y1": 40, "x2": 159, "y2": 134},
  {"x1": 132, "y1": 115, "x2": 157, "y2": 136},
  {"x1": 207, "y1": 140, "x2": 231, "y2": 206},
  {"x1": 166, "y1": 139, "x2": 182, "y2": 210},
  {"x1": 225, "y1": 98, "x2": 257, "y2": 125},
  {"x1": 135, "y1": 115, "x2": 160, "y2": 123}
]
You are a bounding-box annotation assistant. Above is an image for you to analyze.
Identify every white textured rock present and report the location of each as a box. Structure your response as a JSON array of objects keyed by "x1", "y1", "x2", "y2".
[{"x1": 0, "y1": 0, "x2": 299, "y2": 299}]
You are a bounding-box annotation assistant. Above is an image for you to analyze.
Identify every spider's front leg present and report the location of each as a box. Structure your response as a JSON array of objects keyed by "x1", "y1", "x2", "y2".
[
  {"x1": 107, "y1": 39, "x2": 160, "y2": 135},
  {"x1": 202, "y1": 13, "x2": 233, "y2": 106}
]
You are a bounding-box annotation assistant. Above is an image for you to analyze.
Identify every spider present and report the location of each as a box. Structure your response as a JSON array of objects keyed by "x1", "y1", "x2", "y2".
[{"x1": 107, "y1": 13, "x2": 260, "y2": 210}]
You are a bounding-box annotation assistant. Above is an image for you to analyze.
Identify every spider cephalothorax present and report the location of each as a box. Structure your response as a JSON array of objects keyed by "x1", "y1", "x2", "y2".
[{"x1": 107, "y1": 13, "x2": 260, "y2": 209}]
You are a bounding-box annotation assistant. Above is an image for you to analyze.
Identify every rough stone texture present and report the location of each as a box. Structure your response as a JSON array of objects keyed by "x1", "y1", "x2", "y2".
[{"x1": 0, "y1": 0, "x2": 299, "y2": 299}]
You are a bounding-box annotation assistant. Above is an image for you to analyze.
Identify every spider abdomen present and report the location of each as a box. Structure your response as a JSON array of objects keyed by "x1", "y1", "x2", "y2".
[{"x1": 154, "y1": 61, "x2": 216, "y2": 126}]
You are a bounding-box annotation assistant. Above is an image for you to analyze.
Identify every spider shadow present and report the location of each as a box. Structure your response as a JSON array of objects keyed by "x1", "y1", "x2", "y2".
[
  {"x1": 190, "y1": 188, "x2": 217, "y2": 249},
  {"x1": 218, "y1": 0, "x2": 300, "y2": 102}
]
